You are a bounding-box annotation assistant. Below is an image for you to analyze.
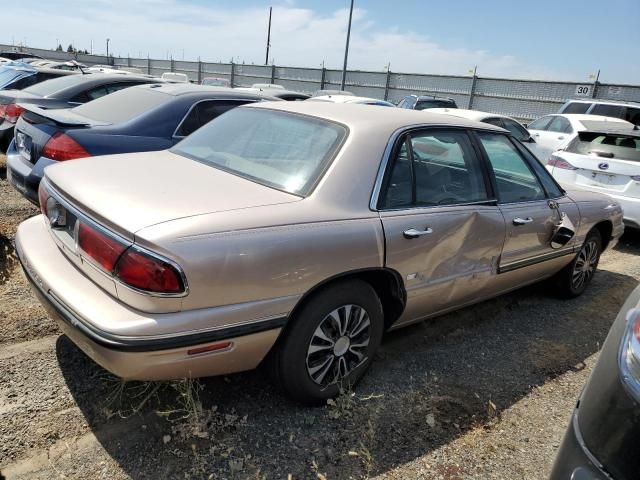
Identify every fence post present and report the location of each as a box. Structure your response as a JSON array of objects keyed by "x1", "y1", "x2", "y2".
[
  {"x1": 197, "y1": 58, "x2": 202, "y2": 84},
  {"x1": 230, "y1": 62, "x2": 235, "y2": 88},
  {"x1": 320, "y1": 67, "x2": 326, "y2": 90},
  {"x1": 170, "y1": 57, "x2": 174, "y2": 72},
  {"x1": 384, "y1": 68, "x2": 392, "y2": 101},
  {"x1": 147, "y1": 55, "x2": 151, "y2": 75},
  {"x1": 591, "y1": 69, "x2": 600, "y2": 99},
  {"x1": 271, "y1": 64, "x2": 276, "y2": 84},
  {"x1": 467, "y1": 65, "x2": 478, "y2": 109},
  {"x1": 127, "y1": 55, "x2": 131, "y2": 68}
]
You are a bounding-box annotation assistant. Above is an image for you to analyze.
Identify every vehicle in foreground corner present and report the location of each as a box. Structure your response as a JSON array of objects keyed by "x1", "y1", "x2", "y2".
[
  {"x1": 397, "y1": 94, "x2": 458, "y2": 110},
  {"x1": 308, "y1": 94, "x2": 395, "y2": 107},
  {"x1": 429, "y1": 108, "x2": 533, "y2": 145},
  {"x1": 15, "y1": 102, "x2": 623, "y2": 404},
  {"x1": 546, "y1": 123, "x2": 640, "y2": 229},
  {"x1": 6, "y1": 84, "x2": 277, "y2": 203},
  {"x1": 550, "y1": 284, "x2": 640, "y2": 480},
  {"x1": 0, "y1": 73, "x2": 159, "y2": 152},
  {"x1": 527, "y1": 114, "x2": 631, "y2": 162}
]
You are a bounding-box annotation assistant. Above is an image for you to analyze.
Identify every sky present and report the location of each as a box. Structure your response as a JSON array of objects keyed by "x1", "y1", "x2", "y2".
[{"x1": 2, "y1": 0, "x2": 639, "y2": 83}]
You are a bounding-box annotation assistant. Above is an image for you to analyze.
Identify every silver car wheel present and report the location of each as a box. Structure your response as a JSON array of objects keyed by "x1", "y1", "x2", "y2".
[
  {"x1": 572, "y1": 239, "x2": 598, "y2": 290},
  {"x1": 306, "y1": 304, "x2": 371, "y2": 386}
]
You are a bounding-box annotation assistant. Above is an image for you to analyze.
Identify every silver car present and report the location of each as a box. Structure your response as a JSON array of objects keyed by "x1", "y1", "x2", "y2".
[{"x1": 15, "y1": 102, "x2": 624, "y2": 404}]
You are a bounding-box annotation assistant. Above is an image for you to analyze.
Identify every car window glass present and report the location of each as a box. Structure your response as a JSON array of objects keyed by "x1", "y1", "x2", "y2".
[
  {"x1": 73, "y1": 86, "x2": 167, "y2": 123},
  {"x1": 591, "y1": 104, "x2": 626, "y2": 120},
  {"x1": 626, "y1": 108, "x2": 640, "y2": 126},
  {"x1": 528, "y1": 116, "x2": 552, "y2": 131},
  {"x1": 501, "y1": 119, "x2": 530, "y2": 142},
  {"x1": 514, "y1": 140, "x2": 564, "y2": 197},
  {"x1": 567, "y1": 133, "x2": 640, "y2": 162},
  {"x1": 548, "y1": 116, "x2": 572, "y2": 133},
  {"x1": 415, "y1": 99, "x2": 455, "y2": 110},
  {"x1": 105, "y1": 82, "x2": 144, "y2": 94},
  {"x1": 176, "y1": 100, "x2": 249, "y2": 137},
  {"x1": 382, "y1": 130, "x2": 488, "y2": 208},
  {"x1": 86, "y1": 86, "x2": 110, "y2": 101},
  {"x1": 562, "y1": 102, "x2": 591, "y2": 114},
  {"x1": 483, "y1": 118, "x2": 504, "y2": 128},
  {"x1": 478, "y1": 132, "x2": 546, "y2": 203}
]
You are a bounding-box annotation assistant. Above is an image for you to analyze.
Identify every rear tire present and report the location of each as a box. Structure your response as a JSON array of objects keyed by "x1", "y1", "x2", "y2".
[
  {"x1": 269, "y1": 279, "x2": 384, "y2": 405},
  {"x1": 553, "y1": 229, "x2": 602, "y2": 298}
]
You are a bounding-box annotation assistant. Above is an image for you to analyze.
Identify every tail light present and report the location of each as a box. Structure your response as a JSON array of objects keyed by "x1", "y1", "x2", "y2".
[
  {"x1": 42, "y1": 132, "x2": 91, "y2": 161},
  {"x1": 620, "y1": 307, "x2": 640, "y2": 401},
  {"x1": 38, "y1": 182, "x2": 50, "y2": 217},
  {"x1": 547, "y1": 155, "x2": 577, "y2": 170},
  {"x1": 115, "y1": 248, "x2": 184, "y2": 294},
  {"x1": 77, "y1": 221, "x2": 185, "y2": 294},
  {"x1": 2, "y1": 103, "x2": 24, "y2": 123}
]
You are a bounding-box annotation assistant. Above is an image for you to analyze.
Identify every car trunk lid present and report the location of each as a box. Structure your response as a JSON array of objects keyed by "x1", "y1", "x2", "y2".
[{"x1": 44, "y1": 149, "x2": 302, "y2": 236}]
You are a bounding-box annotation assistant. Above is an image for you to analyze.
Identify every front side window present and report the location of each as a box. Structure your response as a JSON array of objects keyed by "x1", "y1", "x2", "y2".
[
  {"x1": 478, "y1": 132, "x2": 546, "y2": 203},
  {"x1": 528, "y1": 116, "x2": 553, "y2": 131},
  {"x1": 172, "y1": 108, "x2": 346, "y2": 196},
  {"x1": 381, "y1": 130, "x2": 489, "y2": 209}
]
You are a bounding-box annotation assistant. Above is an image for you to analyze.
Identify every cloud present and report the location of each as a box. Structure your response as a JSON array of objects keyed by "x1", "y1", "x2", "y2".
[{"x1": 1, "y1": 0, "x2": 565, "y2": 79}]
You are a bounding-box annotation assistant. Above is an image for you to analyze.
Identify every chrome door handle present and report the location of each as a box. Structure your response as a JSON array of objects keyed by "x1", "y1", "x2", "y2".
[
  {"x1": 512, "y1": 217, "x2": 533, "y2": 225},
  {"x1": 557, "y1": 136, "x2": 565, "y2": 140},
  {"x1": 403, "y1": 227, "x2": 433, "y2": 239}
]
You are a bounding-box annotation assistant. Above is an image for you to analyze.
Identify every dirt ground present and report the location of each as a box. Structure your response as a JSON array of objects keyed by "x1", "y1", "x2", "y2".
[{"x1": 1, "y1": 151, "x2": 639, "y2": 479}]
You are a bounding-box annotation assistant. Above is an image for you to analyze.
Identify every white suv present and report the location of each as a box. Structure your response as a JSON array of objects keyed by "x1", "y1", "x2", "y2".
[{"x1": 558, "y1": 99, "x2": 640, "y2": 126}]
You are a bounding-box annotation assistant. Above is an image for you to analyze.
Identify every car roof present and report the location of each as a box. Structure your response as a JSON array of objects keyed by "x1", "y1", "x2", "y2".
[
  {"x1": 247, "y1": 101, "x2": 506, "y2": 133},
  {"x1": 545, "y1": 113, "x2": 631, "y2": 123},
  {"x1": 309, "y1": 95, "x2": 386, "y2": 104},
  {"x1": 406, "y1": 94, "x2": 455, "y2": 102},
  {"x1": 427, "y1": 108, "x2": 516, "y2": 122},
  {"x1": 132, "y1": 83, "x2": 279, "y2": 100},
  {"x1": 566, "y1": 98, "x2": 640, "y2": 107}
]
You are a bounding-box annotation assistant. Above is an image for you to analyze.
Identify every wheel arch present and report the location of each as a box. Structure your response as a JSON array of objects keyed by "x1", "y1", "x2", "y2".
[{"x1": 590, "y1": 220, "x2": 613, "y2": 250}]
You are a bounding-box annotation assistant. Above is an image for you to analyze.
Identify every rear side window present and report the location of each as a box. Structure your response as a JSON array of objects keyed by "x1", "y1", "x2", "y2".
[
  {"x1": 72, "y1": 86, "x2": 167, "y2": 123},
  {"x1": 547, "y1": 116, "x2": 573, "y2": 133},
  {"x1": 175, "y1": 100, "x2": 250, "y2": 137},
  {"x1": 483, "y1": 118, "x2": 504, "y2": 128},
  {"x1": 566, "y1": 132, "x2": 640, "y2": 162},
  {"x1": 591, "y1": 104, "x2": 626, "y2": 120},
  {"x1": 381, "y1": 130, "x2": 488, "y2": 209},
  {"x1": 562, "y1": 102, "x2": 591, "y2": 114},
  {"x1": 528, "y1": 116, "x2": 552, "y2": 131},
  {"x1": 502, "y1": 118, "x2": 531, "y2": 142}
]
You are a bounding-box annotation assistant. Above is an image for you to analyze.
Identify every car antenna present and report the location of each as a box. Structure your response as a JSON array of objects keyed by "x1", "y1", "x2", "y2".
[{"x1": 72, "y1": 60, "x2": 87, "y2": 75}]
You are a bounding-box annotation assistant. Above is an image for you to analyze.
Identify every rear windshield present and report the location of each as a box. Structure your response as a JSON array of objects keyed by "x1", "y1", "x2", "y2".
[
  {"x1": 72, "y1": 86, "x2": 167, "y2": 123},
  {"x1": 415, "y1": 99, "x2": 456, "y2": 110},
  {"x1": 561, "y1": 102, "x2": 591, "y2": 114},
  {"x1": 567, "y1": 132, "x2": 640, "y2": 162},
  {"x1": 24, "y1": 74, "x2": 90, "y2": 97},
  {"x1": 172, "y1": 108, "x2": 347, "y2": 196},
  {"x1": 0, "y1": 67, "x2": 31, "y2": 88}
]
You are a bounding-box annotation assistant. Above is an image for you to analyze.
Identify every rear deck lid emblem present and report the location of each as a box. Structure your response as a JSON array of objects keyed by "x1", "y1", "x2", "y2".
[{"x1": 598, "y1": 162, "x2": 609, "y2": 170}]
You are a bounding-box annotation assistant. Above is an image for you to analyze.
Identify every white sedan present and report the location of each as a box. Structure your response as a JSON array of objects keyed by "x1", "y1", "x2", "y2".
[
  {"x1": 527, "y1": 114, "x2": 631, "y2": 162},
  {"x1": 546, "y1": 121, "x2": 640, "y2": 229}
]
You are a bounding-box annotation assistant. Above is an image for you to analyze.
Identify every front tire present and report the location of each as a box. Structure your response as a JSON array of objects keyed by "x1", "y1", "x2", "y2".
[
  {"x1": 554, "y1": 229, "x2": 602, "y2": 298},
  {"x1": 270, "y1": 279, "x2": 384, "y2": 405}
]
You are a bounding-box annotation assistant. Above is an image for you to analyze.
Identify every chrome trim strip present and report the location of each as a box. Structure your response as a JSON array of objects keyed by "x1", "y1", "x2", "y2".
[
  {"x1": 498, "y1": 247, "x2": 575, "y2": 274},
  {"x1": 44, "y1": 179, "x2": 190, "y2": 298}
]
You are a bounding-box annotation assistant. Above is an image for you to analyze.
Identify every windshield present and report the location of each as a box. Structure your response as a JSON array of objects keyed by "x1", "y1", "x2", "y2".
[
  {"x1": 567, "y1": 132, "x2": 640, "y2": 162},
  {"x1": 172, "y1": 108, "x2": 347, "y2": 196},
  {"x1": 0, "y1": 67, "x2": 32, "y2": 89},
  {"x1": 415, "y1": 99, "x2": 456, "y2": 110},
  {"x1": 72, "y1": 86, "x2": 167, "y2": 123},
  {"x1": 23, "y1": 73, "x2": 90, "y2": 97}
]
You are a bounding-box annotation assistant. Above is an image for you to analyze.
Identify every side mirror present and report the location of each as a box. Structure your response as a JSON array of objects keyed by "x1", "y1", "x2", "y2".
[{"x1": 550, "y1": 213, "x2": 575, "y2": 249}]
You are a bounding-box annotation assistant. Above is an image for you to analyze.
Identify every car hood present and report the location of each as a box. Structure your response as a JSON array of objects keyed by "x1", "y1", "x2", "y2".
[{"x1": 45, "y1": 150, "x2": 302, "y2": 236}]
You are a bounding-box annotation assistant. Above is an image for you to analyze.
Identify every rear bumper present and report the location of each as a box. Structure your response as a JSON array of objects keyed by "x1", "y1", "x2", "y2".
[
  {"x1": 550, "y1": 410, "x2": 612, "y2": 480},
  {"x1": 15, "y1": 216, "x2": 286, "y2": 380},
  {"x1": 6, "y1": 140, "x2": 55, "y2": 205}
]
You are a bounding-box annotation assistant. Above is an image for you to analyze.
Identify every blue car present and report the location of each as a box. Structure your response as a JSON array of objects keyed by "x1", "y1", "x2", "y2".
[{"x1": 6, "y1": 84, "x2": 279, "y2": 204}]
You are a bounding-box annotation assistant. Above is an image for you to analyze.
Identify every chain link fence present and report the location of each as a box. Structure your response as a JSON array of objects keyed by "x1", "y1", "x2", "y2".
[{"x1": 2, "y1": 44, "x2": 639, "y2": 122}]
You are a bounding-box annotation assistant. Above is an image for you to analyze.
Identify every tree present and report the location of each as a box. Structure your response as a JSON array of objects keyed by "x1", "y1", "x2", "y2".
[
  {"x1": 55, "y1": 44, "x2": 63, "y2": 52},
  {"x1": 66, "y1": 44, "x2": 75, "y2": 53}
]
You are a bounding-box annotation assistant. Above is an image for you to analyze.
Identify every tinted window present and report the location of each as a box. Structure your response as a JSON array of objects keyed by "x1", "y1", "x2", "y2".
[
  {"x1": 415, "y1": 99, "x2": 456, "y2": 110},
  {"x1": 502, "y1": 118, "x2": 531, "y2": 142},
  {"x1": 566, "y1": 132, "x2": 640, "y2": 162},
  {"x1": 478, "y1": 132, "x2": 546, "y2": 203},
  {"x1": 547, "y1": 116, "x2": 572, "y2": 133},
  {"x1": 626, "y1": 107, "x2": 640, "y2": 126},
  {"x1": 528, "y1": 116, "x2": 553, "y2": 131},
  {"x1": 382, "y1": 130, "x2": 488, "y2": 208},
  {"x1": 72, "y1": 86, "x2": 168, "y2": 123},
  {"x1": 399, "y1": 96, "x2": 416, "y2": 109},
  {"x1": 562, "y1": 102, "x2": 591, "y2": 114},
  {"x1": 23, "y1": 74, "x2": 89, "y2": 97},
  {"x1": 483, "y1": 118, "x2": 504, "y2": 128},
  {"x1": 591, "y1": 104, "x2": 626, "y2": 120},
  {"x1": 86, "y1": 86, "x2": 110, "y2": 101},
  {"x1": 172, "y1": 108, "x2": 346, "y2": 196},
  {"x1": 176, "y1": 100, "x2": 249, "y2": 137}
]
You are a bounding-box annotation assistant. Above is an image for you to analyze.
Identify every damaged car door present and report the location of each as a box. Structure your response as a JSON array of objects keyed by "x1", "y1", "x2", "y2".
[{"x1": 378, "y1": 128, "x2": 506, "y2": 326}]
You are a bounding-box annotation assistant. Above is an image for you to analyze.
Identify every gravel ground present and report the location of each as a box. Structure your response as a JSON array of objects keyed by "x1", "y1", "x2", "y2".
[{"x1": 1, "y1": 151, "x2": 639, "y2": 479}]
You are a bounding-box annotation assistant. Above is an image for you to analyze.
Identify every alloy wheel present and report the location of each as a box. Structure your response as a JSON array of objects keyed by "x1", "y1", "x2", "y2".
[{"x1": 572, "y1": 239, "x2": 598, "y2": 290}]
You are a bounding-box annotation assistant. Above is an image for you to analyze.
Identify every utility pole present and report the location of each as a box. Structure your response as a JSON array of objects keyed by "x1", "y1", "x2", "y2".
[
  {"x1": 265, "y1": 6, "x2": 272, "y2": 65},
  {"x1": 106, "y1": 38, "x2": 110, "y2": 59},
  {"x1": 340, "y1": 0, "x2": 354, "y2": 91}
]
